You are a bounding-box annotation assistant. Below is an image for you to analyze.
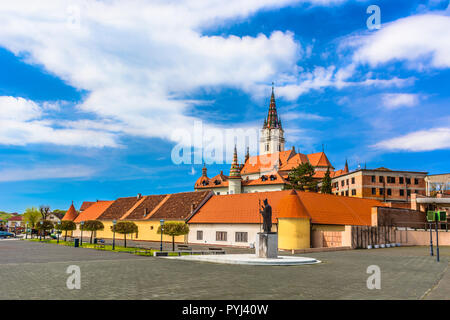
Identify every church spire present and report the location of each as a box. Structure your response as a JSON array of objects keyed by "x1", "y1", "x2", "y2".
[
  {"x1": 202, "y1": 163, "x2": 207, "y2": 177},
  {"x1": 264, "y1": 82, "x2": 280, "y2": 129},
  {"x1": 344, "y1": 159, "x2": 349, "y2": 173},
  {"x1": 229, "y1": 145, "x2": 241, "y2": 178}
]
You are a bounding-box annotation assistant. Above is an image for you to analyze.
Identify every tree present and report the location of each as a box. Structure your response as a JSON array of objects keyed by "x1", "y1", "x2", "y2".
[
  {"x1": 39, "y1": 205, "x2": 51, "y2": 220},
  {"x1": 23, "y1": 207, "x2": 41, "y2": 229},
  {"x1": 51, "y1": 209, "x2": 66, "y2": 220},
  {"x1": 286, "y1": 162, "x2": 317, "y2": 191},
  {"x1": 111, "y1": 221, "x2": 138, "y2": 248},
  {"x1": 157, "y1": 222, "x2": 190, "y2": 251},
  {"x1": 55, "y1": 221, "x2": 77, "y2": 241},
  {"x1": 320, "y1": 167, "x2": 332, "y2": 194},
  {"x1": 35, "y1": 220, "x2": 54, "y2": 239},
  {"x1": 81, "y1": 220, "x2": 104, "y2": 244}
]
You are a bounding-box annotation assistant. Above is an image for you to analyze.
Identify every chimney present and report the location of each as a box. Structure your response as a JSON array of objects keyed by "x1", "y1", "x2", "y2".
[
  {"x1": 143, "y1": 208, "x2": 149, "y2": 217},
  {"x1": 190, "y1": 203, "x2": 195, "y2": 213},
  {"x1": 137, "y1": 193, "x2": 142, "y2": 199}
]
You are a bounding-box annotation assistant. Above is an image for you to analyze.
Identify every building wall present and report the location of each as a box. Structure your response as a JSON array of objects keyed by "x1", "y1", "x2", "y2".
[
  {"x1": 93, "y1": 220, "x2": 186, "y2": 243},
  {"x1": 195, "y1": 184, "x2": 284, "y2": 195},
  {"x1": 188, "y1": 223, "x2": 270, "y2": 247},
  {"x1": 242, "y1": 184, "x2": 284, "y2": 193},
  {"x1": 278, "y1": 218, "x2": 310, "y2": 250},
  {"x1": 395, "y1": 229, "x2": 450, "y2": 246},
  {"x1": 311, "y1": 225, "x2": 352, "y2": 248}
]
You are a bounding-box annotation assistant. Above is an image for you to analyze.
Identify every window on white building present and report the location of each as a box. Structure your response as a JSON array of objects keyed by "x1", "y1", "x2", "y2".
[
  {"x1": 216, "y1": 231, "x2": 227, "y2": 241},
  {"x1": 197, "y1": 231, "x2": 203, "y2": 240},
  {"x1": 235, "y1": 232, "x2": 248, "y2": 242}
]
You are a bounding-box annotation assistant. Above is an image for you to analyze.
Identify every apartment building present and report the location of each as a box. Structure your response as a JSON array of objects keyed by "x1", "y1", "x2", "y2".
[{"x1": 331, "y1": 167, "x2": 427, "y2": 203}]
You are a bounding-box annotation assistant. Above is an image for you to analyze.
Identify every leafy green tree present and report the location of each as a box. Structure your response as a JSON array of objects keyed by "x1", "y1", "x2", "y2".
[
  {"x1": 157, "y1": 222, "x2": 190, "y2": 251},
  {"x1": 320, "y1": 167, "x2": 333, "y2": 194},
  {"x1": 286, "y1": 162, "x2": 317, "y2": 191},
  {"x1": 55, "y1": 221, "x2": 77, "y2": 241},
  {"x1": 35, "y1": 220, "x2": 54, "y2": 238},
  {"x1": 111, "y1": 221, "x2": 138, "y2": 248},
  {"x1": 23, "y1": 207, "x2": 41, "y2": 229},
  {"x1": 81, "y1": 220, "x2": 104, "y2": 244}
]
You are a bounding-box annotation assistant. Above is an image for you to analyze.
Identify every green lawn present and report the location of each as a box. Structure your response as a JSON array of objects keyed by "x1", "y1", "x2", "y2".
[{"x1": 24, "y1": 238, "x2": 190, "y2": 256}]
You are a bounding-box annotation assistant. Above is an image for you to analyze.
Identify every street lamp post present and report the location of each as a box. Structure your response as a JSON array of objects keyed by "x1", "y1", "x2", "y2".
[
  {"x1": 25, "y1": 223, "x2": 29, "y2": 240},
  {"x1": 56, "y1": 222, "x2": 60, "y2": 244},
  {"x1": 435, "y1": 216, "x2": 440, "y2": 263},
  {"x1": 160, "y1": 219, "x2": 165, "y2": 252},
  {"x1": 112, "y1": 219, "x2": 117, "y2": 250},
  {"x1": 80, "y1": 221, "x2": 84, "y2": 247},
  {"x1": 39, "y1": 221, "x2": 43, "y2": 241}
]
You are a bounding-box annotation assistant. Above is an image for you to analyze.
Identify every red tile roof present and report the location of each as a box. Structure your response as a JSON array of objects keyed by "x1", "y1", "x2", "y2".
[
  {"x1": 74, "y1": 201, "x2": 114, "y2": 223},
  {"x1": 307, "y1": 152, "x2": 333, "y2": 168},
  {"x1": 148, "y1": 191, "x2": 212, "y2": 220},
  {"x1": 80, "y1": 201, "x2": 95, "y2": 211},
  {"x1": 120, "y1": 194, "x2": 167, "y2": 220},
  {"x1": 277, "y1": 190, "x2": 310, "y2": 219},
  {"x1": 62, "y1": 203, "x2": 78, "y2": 221},
  {"x1": 188, "y1": 190, "x2": 383, "y2": 226},
  {"x1": 8, "y1": 215, "x2": 23, "y2": 221},
  {"x1": 97, "y1": 196, "x2": 140, "y2": 220}
]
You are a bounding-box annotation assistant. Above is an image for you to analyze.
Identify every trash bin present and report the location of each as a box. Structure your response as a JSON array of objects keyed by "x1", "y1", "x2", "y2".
[
  {"x1": 74, "y1": 238, "x2": 80, "y2": 247},
  {"x1": 94, "y1": 238, "x2": 98, "y2": 244}
]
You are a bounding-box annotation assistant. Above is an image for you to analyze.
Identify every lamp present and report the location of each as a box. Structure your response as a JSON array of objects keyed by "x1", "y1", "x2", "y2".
[
  {"x1": 112, "y1": 219, "x2": 117, "y2": 250},
  {"x1": 39, "y1": 220, "x2": 43, "y2": 241},
  {"x1": 160, "y1": 219, "x2": 165, "y2": 252},
  {"x1": 80, "y1": 221, "x2": 85, "y2": 247}
]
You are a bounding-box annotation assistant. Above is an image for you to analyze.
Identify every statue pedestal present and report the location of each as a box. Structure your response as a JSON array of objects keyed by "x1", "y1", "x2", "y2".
[{"x1": 255, "y1": 232, "x2": 278, "y2": 258}]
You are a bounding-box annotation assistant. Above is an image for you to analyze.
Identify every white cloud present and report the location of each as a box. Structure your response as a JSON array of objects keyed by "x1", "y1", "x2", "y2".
[
  {"x1": 353, "y1": 13, "x2": 450, "y2": 69},
  {"x1": 373, "y1": 127, "x2": 450, "y2": 151},
  {"x1": 0, "y1": 96, "x2": 41, "y2": 121},
  {"x1": 0, "y1": 0, "x2": 360, "y2": 147},
  {"x1": 381, "y1": 93, "x2": 420, "y2": 109},
  {"x1": 274, "y1": 66, "x2": 414, "y2": 101},
  {"x1": 0, "y1": 96, "x2": 119, "y2": 147},
  {"x1": 0, "y1": 164, "x2": 96, "y2": 182}
]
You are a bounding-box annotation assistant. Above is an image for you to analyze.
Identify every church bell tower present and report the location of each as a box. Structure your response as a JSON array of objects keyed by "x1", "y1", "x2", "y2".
[{"x1": 260, "y1": 84, "x2": 285, "y2": 155}]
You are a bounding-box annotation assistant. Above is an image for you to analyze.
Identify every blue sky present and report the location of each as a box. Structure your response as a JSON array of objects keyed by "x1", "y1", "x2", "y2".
[{"x1": 0, "y1": 0, "x2": 449, "y2": 213}]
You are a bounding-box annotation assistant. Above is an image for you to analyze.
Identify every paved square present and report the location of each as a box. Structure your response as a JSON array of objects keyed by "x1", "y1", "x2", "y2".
[{"x1": 0, "y1": 240, "x2": 448, "y2": 299}]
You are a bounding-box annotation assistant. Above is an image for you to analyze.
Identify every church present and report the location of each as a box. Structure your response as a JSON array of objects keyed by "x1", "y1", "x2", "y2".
[{"x1": 194, "y1": 86, "x2": 348, "y2": 195}]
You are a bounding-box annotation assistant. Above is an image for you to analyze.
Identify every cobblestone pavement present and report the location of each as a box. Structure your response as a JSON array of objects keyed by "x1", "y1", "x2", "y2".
[{"x1": 0, "y1": 241, "x2": 448, "y2": 300}]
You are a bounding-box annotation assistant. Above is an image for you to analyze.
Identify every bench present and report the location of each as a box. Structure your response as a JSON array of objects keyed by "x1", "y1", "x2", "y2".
[
  {"x1": 94, "y1": 239, "x2": 106, "y2": 250},
  {"x1": 134, "y1": 244, "x2": 153, "y2": 256},
  {"x1": 177, "y1": 245, "x2": 192, "y2": 251}
]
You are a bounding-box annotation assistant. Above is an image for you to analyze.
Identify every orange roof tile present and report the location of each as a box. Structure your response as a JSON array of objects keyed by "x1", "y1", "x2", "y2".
[
  {"x1": 80, "y1": 201, "x2": 95, "y2": 211},
  {"x1": 297, "y1": 192, "x2": 382, "y2": 226},
  {"x1": 62, "y1": 203, "x2": 78, "y2": 221},
  {"x1": 97, "y1": 196, "x2": 140, "y2": 220},
  {"x1": 74, "y1": 201, "x2": 114, "y2": 223},
  {"x1": 188, "y1": 190, "x2": 383, "y2": 226},
  {"x1": 277, "y1": 190, "x2": 310, "y2": 219},
  {"x1": 307, "y1": 152, "x2": 333, "y2": 168},
  {"x1": 241, "y1": 150, "x2": 294, "y2": 175}
]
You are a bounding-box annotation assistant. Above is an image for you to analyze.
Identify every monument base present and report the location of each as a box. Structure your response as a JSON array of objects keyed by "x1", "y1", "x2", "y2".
[{"x1": 255, "y1": 232, "x2": 278, "y2": 258}]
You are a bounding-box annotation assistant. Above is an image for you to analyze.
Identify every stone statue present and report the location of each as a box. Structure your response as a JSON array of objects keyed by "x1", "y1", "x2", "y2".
[{"x1": 259, "y1": 198, "x2": 272, "y2": 233}]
